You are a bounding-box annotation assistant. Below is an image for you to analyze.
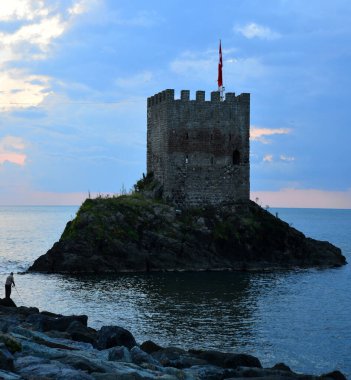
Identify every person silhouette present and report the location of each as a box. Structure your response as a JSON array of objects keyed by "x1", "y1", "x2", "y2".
[{"x1": 5, "y1": 272, "x2": 15, "y2": 299}]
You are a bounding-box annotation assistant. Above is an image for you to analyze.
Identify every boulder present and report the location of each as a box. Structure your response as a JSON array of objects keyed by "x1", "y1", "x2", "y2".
[
  {"x1": 41, "y1": 310, "x2": 61, "y2": 317},
  {"x1": 151, "y1": 347, "x2": 207, "y2": 368},
  {"x1": 108, "y1": 346, "x2": 132, "y2": 362},
  {"x1": 0, "y1": 333, "x2": 21, "y2": 354},
  {"x1": 0, "y1": 299, "x2": 16, "y2": 308},
  {"x1": 11, "y1": 326, "x2": 93, "y2": 354},
  {"x1": 228, "y1": 366, "x2": 301, "y2": 378},
  {"x1": 150, "y1": 347, "x2": 186, "y2": 366},
  {"x1": 97, "y1": 326, "x2": 137, "y2": 350},
  {"x1": 91, "y1": 372, "x2": 156, "y2": 380},
  {"x1": 26, "y1": 313, "x2": 88, "y2": 332},
  {"x1": 0, "y1": 369, "x2": 22, "y2": 380},
  {"x1": 45, "y1": 330, "x2": 73, "y2": 340},
  {"x1": 271, "y1": 362, "x2": 292, "y2": 372},
  {"x1": 321, "y1": 370, "x2": 347, "y2": 380},
  {"x1": 66, "y1": 320, "x2": 98, "y2": 345},
  {"x1": 188, "y1": 349, "x2": 262, "y2": 369},
  {"x1": 140, "y1": 340, "x2": 163, "y2": 354},
  {"x1": 183, "y1": 364, "x2": 226, "y2": 380},
  {"x1": 0, "y1": 344, "x2": 14, "y2": 371},
  {"x1": 17, "y1": 360, "x2": 95, "y2": 380},
  {"x1": 0, "y1": 317, "x2": 20, "y2": 334},
  {"x1": 130, "y1": 346, "x2": 160, "y2": 366},
  {"x1": 16, "y1": 306, "x2": 39, "y2": 316},
  {"x1": 59, "y1": 354, "x2": 108, "y2": 374}
]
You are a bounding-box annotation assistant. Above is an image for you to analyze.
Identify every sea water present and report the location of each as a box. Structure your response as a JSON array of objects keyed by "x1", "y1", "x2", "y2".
[{"x1": 0, "y1": 205, "x2": 350, "y2": 376}]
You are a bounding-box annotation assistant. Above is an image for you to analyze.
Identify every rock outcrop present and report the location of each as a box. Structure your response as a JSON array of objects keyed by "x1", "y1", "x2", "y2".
[
  {"x1": 28, "y1": 194, "x2": 346, "y2": 273},
  {"x1": 0, "y1": 302, "x2": 346, "y2": 379}
]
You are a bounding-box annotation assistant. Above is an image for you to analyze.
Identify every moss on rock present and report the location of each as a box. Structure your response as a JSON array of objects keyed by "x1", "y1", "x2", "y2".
[
  {"x1": 0, "y1": 332, "x2": 22, "y2": 353},
  {"x1": 28, "y1": 194, "x2": 346, "y2": 274}
]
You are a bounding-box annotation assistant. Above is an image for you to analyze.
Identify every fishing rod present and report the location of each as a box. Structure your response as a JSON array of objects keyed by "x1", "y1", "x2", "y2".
[{"x1": 14, "y1": 286, "x2": 25, "y2": 306}]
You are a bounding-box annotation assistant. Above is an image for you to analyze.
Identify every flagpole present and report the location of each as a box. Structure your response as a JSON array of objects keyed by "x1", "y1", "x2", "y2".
[{"x1": 219, "y1": 86, "x2": 225, "y2": 102}]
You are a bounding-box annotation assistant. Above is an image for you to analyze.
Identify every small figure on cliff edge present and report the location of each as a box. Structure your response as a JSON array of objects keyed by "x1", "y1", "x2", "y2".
[{"x1": 5, "y1": 272, "x2": 15, "y2": 299}]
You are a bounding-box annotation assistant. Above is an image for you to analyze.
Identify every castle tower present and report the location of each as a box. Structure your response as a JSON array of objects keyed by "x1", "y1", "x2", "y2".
[{"x1": 147, "y1": 89, "x2": 250, "y2": 207}]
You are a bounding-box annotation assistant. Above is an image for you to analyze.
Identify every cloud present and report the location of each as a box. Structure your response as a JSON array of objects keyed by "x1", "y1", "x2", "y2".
[
  {"x1": 0, "y1": 15, "x2": 67, "y2": 55},
  {"x1": 0, "y1": 0, "x2": 93, "y2": 112},
  {"x1": 68, "y1": 0, "x2": 93, "y2": 16},
  {"x1": 280, "y1": 155, "x2": 295, "y2": 162},
  {"x1": 261, "y1": 153, "x2": 295, "y2": 164},
  {"x1": 170, "y1": 49, "x2": 266, "y2": 87},
  {"x1": 170, "y1": 49, "x2": 215, "y2": 76},
  {"x1": 251, "y1": 188, "x2": 351, "y2": 209},
  {"x1": 250, "y1": 127, "x2": 291, "y2": 143},
  {"x1": 0, "y1": 0, "x2": 95, "y2": 22},
  {"x1": 235, "y1": 22, "x2": 280, "y2": 40},
  {"x1": 0, "y1": 0, "x2": 49, "y2": 21},
  {"x1": 0, "y1": 136, "x2": 27, "y2": 166},
  {"x1": 0, "y1": 70, "x2": 50, "y2": 111},
  {"x1": 0, "y1": 2, "x2": 93, "y2": 63},
  {"x1": 263, "y1": 154, "x2": 273, "y2": 162},
  {"x1": 115, "y1": 71, "x2": 153, "y2": 88}
]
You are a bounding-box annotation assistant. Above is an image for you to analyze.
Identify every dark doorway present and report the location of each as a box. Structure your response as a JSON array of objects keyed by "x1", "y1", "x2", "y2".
[{"x1": 233, "y1": 150, "x2": 240, "y2": 165}]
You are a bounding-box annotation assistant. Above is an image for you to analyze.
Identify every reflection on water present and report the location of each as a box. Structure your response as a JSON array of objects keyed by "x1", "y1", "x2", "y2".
[{"x1": 17, "y1": 272, "x2": 256, "y2": 350}]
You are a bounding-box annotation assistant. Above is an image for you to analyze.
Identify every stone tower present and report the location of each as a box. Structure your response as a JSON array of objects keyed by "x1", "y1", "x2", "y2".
[{"x1": 147, "y1": 89, "x2": 250, "y2": 207}]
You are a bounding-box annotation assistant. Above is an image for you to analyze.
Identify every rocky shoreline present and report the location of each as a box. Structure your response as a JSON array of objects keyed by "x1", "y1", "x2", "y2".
[
  {"x1": 0, "y1": 298, "x2": 346, "y2": 380},
  {"x1": 28, "y1": 195, "x2": 346, "y2": 274}
]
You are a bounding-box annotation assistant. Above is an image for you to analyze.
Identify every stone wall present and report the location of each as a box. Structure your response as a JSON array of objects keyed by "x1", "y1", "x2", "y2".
[{"x1": 147, "y1": 89, "x2": 250, "y2": 207}]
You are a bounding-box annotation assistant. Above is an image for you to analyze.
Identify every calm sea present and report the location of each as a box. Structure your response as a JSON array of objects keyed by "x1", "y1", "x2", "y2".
[{"x1": 0, "y1": 206, "x2": 350, "y2": 377}]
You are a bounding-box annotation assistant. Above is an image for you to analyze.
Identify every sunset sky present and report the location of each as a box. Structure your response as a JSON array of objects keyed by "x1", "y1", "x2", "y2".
[{"x1": 1, "y1": 0, "x2": 350, "y2": 208}]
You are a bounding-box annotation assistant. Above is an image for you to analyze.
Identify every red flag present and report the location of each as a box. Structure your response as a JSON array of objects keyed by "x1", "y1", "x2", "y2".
[{"x1": 217, "y1": 40, "x2": 223, "y2": 88}]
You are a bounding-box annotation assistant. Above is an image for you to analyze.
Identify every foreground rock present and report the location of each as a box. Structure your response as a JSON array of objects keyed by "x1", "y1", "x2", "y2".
[
  {"x1": 0, "y1": 302, "x2": 346, "y2": 379},
  {"x1": 28, "y1": 195, "x2": 346, "y2": 273}
]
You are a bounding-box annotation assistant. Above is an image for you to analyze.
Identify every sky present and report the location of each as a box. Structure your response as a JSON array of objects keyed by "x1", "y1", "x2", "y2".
[{"x1": 0, "y1": 0, "x2": 350, "y2": 208}]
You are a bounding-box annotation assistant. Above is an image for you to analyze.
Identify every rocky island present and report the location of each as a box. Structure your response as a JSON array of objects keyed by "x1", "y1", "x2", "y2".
[
  {"x1": 0, "y1": 299, "x2": 346, "y2": 379},
  {"x1": 28, "y1": 177, "x2": 346, "y2": 274}
]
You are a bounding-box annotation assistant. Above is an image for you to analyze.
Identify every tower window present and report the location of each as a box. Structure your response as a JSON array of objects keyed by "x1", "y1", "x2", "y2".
[
  {"x1": 210, "y1": 157, "x2": 214, "y2": 165},
  {"x1": 185, "y1": 155, "x2": 189, "y2": 164},
  {"x1": 186, "y1": 132, "x2": 189, "y2": 140},
  {"x1": 229, "y1": 133, "x2": 232, "y2": 141},
  {"x1": 233, "y1": 150, "x2": 240, "y2": 165}
]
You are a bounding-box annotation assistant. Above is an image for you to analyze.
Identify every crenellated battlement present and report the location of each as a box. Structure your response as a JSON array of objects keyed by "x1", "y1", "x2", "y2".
[
  {"x1": 147, "y1": 89, "x2": 249, "y2": 107},
  {"x1": 147, "y1": 89, "x2": 174, "y2": 107}
]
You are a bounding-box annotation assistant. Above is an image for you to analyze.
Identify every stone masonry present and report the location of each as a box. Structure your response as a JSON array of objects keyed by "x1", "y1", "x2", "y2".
[{"x1": 147, "y1": 89, "x2": 250, "y2": 207}]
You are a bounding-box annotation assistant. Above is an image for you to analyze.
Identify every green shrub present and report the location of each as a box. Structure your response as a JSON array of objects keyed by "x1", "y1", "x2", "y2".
[
  {"x1": 133, "y1": 172, "x2": 155, "y2": 193},
  {"x1": 0, "y1": 333, "x2": 22, "y2": 353}
]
